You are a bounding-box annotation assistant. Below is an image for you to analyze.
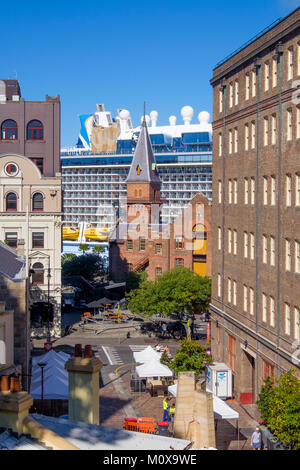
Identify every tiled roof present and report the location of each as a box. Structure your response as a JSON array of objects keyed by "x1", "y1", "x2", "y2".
[
  {"x1": 0, "y1": 430, "x2": 46, "y2": 450},
  {"x1": 126, "y1": 121, "x2": 161, "y2": 184},
  {"x1": 0, "y1": 243, "x2": 25, "y2": 281}
]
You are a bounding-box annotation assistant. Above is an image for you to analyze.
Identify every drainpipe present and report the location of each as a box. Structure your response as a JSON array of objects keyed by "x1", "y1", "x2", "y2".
[
  {"x1": 221, "y1": 82, "x2": 227, "y2": 360},
  {"x1": 254, "y1": 59, "x2": 261, "y2": 335},
  {"x1": 276, "y1": 43, "x2": 284, "y2": 350}
]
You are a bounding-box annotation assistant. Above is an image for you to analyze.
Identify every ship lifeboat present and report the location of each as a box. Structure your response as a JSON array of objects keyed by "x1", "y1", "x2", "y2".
[
  {"x1": 62, "y1": 227, "x2": 80, "y2": 240},
  {"x1": 84, "y1": 227, "x2": 110, "y2": 241}
]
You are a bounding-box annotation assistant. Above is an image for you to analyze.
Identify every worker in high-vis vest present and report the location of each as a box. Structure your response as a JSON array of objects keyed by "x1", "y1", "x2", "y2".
[
  {"x1": 163, "y1": 397, "x2": 170, "y2": 422},
  {"x1": 169, "y1": 403, "x2": 176, "y2": 423}
]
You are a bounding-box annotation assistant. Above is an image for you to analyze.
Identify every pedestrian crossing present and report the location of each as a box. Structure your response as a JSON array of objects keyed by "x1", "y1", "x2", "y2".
[
  {"x1": 102, "y1": 346, "x2": 123, "y2": 366},
  {"x1": 128, "y1": 345, "x2": 147, "y2": 352}
]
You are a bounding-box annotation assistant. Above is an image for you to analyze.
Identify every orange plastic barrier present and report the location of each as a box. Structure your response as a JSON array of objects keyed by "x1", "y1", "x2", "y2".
[{"x1": 123, "y1": 417, "x2": 156, "y2": 434}]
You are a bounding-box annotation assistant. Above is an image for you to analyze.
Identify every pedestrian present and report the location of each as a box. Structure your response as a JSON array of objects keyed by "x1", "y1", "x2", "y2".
[
  {"x1": 162, "y1": 397, "x2": 170, "y2": 422},
  {"x1": 169, "y1": 402, "x2": 176, "y2": 423},
  {"x1": 250, "y1": 427, "x2": 262, "y2": 450},
  {"x1": 161, "y1": 322, "x2": 167, "y2": 338},
  {"x1": 164, "y1": 345, "x2": 170, "y2": 356}
]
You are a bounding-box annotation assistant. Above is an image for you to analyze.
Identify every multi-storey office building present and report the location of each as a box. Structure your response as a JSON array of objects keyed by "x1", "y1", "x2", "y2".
[
  {"x1": 61, "y1": 105, "x2": 212, "y2": 237},
  {"x1": 210, "y1": 9, "x2": 300, "y2": 404}
]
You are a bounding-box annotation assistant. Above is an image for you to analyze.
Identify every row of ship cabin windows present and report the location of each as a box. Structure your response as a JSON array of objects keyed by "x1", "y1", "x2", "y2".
[
  {"x1": 5, "y1": 192, "x2": 44, "y2": 211},
  {"x1": 1, "y1": 120, "x2": 44, "y2": 140}
]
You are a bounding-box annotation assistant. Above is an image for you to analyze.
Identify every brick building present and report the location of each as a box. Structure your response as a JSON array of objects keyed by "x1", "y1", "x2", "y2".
[
  {"x1": 0, "y1": 80, "x2": 62, "y2": 339},
  {"x1": 109, "y1": 120, "x2": 211, "y2": 281},
  {"x1": 210, "y1": 8, "x2": 300, "y2": 404}
]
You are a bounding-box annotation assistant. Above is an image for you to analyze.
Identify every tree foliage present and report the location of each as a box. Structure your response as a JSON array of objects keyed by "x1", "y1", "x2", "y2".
[
  {"x1": 62, "y1": 253, "x2": 104, "y2": 281},
  {"x1": 125, "y1": 270, "x2": 148, "y2": 293},
  {"x1": 78, "y1": 243, "x2": 90, "y2": 254},
  {"x1": 61, "y1": 253, "x2": 76, "y2": 264},
  {"x1": 161, "y1": 338, "x2": 213, "y2": 375},
  {"x1": 92, "y1": 245, "x2": 105, "y2": 255},
  {"x1": 257, "y1": 370, "x2": 300, "y2": 449},
  {"x1": 126, "y1": 267, "x2": 211, "y2": 318}
]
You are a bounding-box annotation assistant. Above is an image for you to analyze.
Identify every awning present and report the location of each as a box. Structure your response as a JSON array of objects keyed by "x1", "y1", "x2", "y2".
[
  {"x1": 136, "y1": 359, "x2": 173, "y2": 378},
  {"x1": 30, "y1": 350, "x2": 70, "y2": 400},
  {"x1": 133, "y1": 346, "x2": 162, "y2": 363}
]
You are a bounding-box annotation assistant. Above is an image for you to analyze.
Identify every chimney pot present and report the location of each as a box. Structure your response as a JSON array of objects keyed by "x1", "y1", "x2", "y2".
[
  {"x1": 10, "y1": 376, "x2": 21, "y2": 393},
  {"x1": 75, "y1": 344, "x2": 82, "y2": 357},
  {"x1": 84, "y1": 345, "x2": 93, "y2": 358},
  {"x1": 0, "y1": 375, "x2": 9, "y2": 392}
]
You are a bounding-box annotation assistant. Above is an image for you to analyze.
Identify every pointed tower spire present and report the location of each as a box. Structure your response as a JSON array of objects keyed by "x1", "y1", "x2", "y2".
[{"x1": 126, "y1": 106, "x2": 160, "y2": 183}]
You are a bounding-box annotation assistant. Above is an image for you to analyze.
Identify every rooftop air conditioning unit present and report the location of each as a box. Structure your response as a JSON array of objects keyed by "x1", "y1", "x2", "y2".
[
  {"x1": 12, "y1": 95, "x2": 20, "y2": 101},
  {"x1": 96, "y1": 104, "x2": 106, "y2": 112},
  {"x1": 0, "y1": 95, "x2": 7, "y2": 102}
]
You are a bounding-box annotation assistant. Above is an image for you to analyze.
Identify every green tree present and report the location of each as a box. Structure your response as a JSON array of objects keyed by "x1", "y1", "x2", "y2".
[
  {"x1": 92, "y1": 245, "x2": 105, "y2": 255},
  {"x1": 127, "y1": 267, "x2": 211, "y2": 318},
  {"x1": 62, "y1": 253, "x2": 104, "y2": 280},
  {"x1": 125, "y1": 270, "x2": 148, "y2": 293},
  {"x1": 163, "y1": 338, "x2": 213, "y2": 375},
  {"x1": 78, "y1": 243, "x2": 90, "y2": 255},
  {"x1": 61, "y1": 253, "x2": 76, "y2": 264},
  {"x1": 257, "y1": 370, "x2": 300, "y2": 449}
]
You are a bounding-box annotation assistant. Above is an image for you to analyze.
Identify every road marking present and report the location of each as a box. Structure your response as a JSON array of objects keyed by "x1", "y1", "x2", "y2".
[
  {"x1": 102, "y1": 346, "x2": 123, "y2": 365},
  {"x1": 129, "y1": 345, "x2": 147, "y2": 352}
]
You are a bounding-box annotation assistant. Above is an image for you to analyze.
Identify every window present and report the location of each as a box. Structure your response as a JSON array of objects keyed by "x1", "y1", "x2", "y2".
[
  {"x1": 218, "y1": 180, "x2": 222, "y2": 204},
  {"x1": 32, "y1": 262, "x2": 44, "y2": 285},
  {"x1": 218, "y1": 133, "x2": 222, "y2": 156},
  {"x1": 227, "y1": 278, "x2": 232, "y2": 303},
  {"x1": 155, "y1": 267, "x2": 162, "y2": 278},
  {"x1": 30, "y1": 157, "x2": 44, "y2": 175},
  {"x1": 5, "y1": 232, "x2": 18, "y2": 248},
  {"x1": 32, "y1": 232, "x2": 44, "y2": 249},
  {"x1": 229, "y1": 129, "x2": 233, "y2": 154},
  {"x1": 234, "y1": 128, "x2": 238, "y2": 153},
  {"x1": 228, "y1": 229, "x2": 232, "y2": 254},
  {"x1": 287, "y1": 47, "x2": 294, "y2": 81},
  {"x1": 285, "y1": 239, "x2": 291, "y2": 271},
  {"x1": 270, "y1": 296, "x2": 275, "y2": 327},
  {"x1": 264, "y1": 62, "x2": 270, "y2": 91},
  {"x1": 272, "y1": 57, "x2": 277, "y2": 88},
  {"x1": 235, "y1": 80, "x2": 239, "y2": 106},
  {"x1": 262, "y1": 293, "x2": 267, "y2": 323},
  {"x1": 270, "y1": 236, "x2": 275, "y2": 267},
  {"x1": 176, "y1": 258, "x2": 184, "y2": 267},
  {"x1": 271, "y1": 114, "x2": 277, "y2": 145},
  {"x1": 27, "y1": 120, "x2": 44, "y2": 140},
  {"x1": 32, "y1": 192, "x2": 44, "y2": 211},
  {"x1": 245, "y1": 73, "x2": 250, "y2": 100},
  {"x1": 227, "y1": 334, "x2": 236, "y2": 373},
  {"x1": 127, "y1": 240, "x2": 133, "y2": 251},
  {"x1": 228, "y1": 179, "x2": 232, "y2": 204},
  {"x1": 263, "y1": 117, "x2": 269, "y2": 146},
  {"x1": 297, "y1": 106, "x2": 300, "y2": 139},
  {"x1": 251, "y1": 177, "x2": 255, "y2": 205},
  {"x1": 233, "y1": 280, "x2": 237, "y2": 306},
  {"x1": 243, "y1": 285, "x2": 248, "y2": 312},
  {"x1": 250, "y1": 233, "x2": 255, "y2": 260},
  {"x1": 286, "y1": 174, "x2": 292, "y2": 207},
  {"x1": 285, "y1": 303, "x2": 291, "y2": 336},
  {"x1": 155, "y1": 243, "x2": 162, "y2": 254},
  {"x1": 233, "y1": 230, "x2": 237, "y2": 255},
  {"x1": 263, "y1": 235, "x2": 268, "y2": 264},
  {"x1": 1, "y1": 119, "x2": 18, "y2": 140},
  {"x1": 287, "y1": 109, "x2": 293, "y2": 141},
  {"x1": 249, "y1": 288, "x2": 254, "y2": 316},
  {"x1": 229, "y1": 83, "x2": 233, "y2": 108},
  {"x1": 263, "y1": 177, "x2": 268, "y2": 205},
  {"x1": 218, "y1": 227, "x2": 222, "y2": 251},
  {"x1": 252, "y1": 70, "x2": 256, "y2": 97},
  {"x1": 139, "y1": 238, "x2": 146, "y2": 251},
  {"x1": 245, "y1": 124, "x2": 249, "y2": 151},
  {"x1": 294, "y1": 307, "x2": 300, "y2": 340},
  {"x1": 244, "y1": 178, "x2": 249, "y2": 205},
  {"x1": 295, "y1": 241, "x2": 300, "y2": 273},
  {"x1": 219, "y1": 89, "x2": 223, "y2": 113},
  {"x1": 218, "y1": 274, "x2": 222, "y2": 298},
  {"x1": 175, "y1": 237, "x2": 184, "y2": 249},
  {"x1": 244, "y1": 232, "x2": 248, "y2": 259},
  {"x1": 271, "y1": 176, "x2": 276, "y2": 206},
  {"x1": 251, "y1": 121, "x2": 256, "y2": 149},
  {"x1": 6, "y1": 192, "x2": 17, "y2": 211}
]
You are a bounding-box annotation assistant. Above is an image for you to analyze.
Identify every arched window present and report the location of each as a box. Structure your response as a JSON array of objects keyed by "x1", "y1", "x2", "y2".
[
  {"x1": 27, "y1": 120, "x2": 43, "y2": 140},
  {"x1": 32, "y1": 263, "x2": 44, "y2": 285},
  {"x1": 32, "y1": 192, "x2": 44, "y2": 211},
  {"x1": 1, "y1": 119, "x2": 18, "y2": 140},
  {"x1": 6, "y1": 192, "x2": 17, "y2": 211}
]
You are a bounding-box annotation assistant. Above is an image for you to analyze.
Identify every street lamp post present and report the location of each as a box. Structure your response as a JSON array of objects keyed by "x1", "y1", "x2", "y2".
[
  {"x1": 47, "y1": 268, "x2": 51, "y2": 342},
  {"x1": 38, "y1": 362, "x2": 47, "y2": 413}
]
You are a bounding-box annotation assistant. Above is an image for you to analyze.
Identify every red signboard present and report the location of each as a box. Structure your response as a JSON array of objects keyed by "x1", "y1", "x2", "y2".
[{"x1": 44, "y1": 342, "x2": 53, "y2": 352}]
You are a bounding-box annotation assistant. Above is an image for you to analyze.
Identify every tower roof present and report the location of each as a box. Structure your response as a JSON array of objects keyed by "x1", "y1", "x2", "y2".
[{"x1": 126, "y1": 120, "x2": 160, "y2": 183}]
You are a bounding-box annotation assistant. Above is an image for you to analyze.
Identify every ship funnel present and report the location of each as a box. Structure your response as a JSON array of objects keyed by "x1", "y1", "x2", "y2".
[
  {"x1": 181, "y1": 106, "x2": 194, "y2": 125},
  {"x1": 150, "y1": 110, "x2": 158, "y2": 127},
  {"x1": 169, "y1": 115, "x2": 177, "y2": 126}
]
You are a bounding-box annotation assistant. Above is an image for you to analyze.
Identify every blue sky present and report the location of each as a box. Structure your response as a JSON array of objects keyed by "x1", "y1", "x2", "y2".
[{"x1": 1, "y1": 0, "x2": 299, "y2": 146}]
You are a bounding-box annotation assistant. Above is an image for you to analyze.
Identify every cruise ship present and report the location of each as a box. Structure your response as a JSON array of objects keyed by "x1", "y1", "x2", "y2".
[{"x1": 61, "y1": 104, "x2": 212, "y2": 245}]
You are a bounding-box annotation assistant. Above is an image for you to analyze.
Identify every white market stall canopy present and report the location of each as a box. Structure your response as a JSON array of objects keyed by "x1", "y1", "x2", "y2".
[
  {"x1": 133, "y1": 346, "x2": 162, "y2": 363},
  {"x1": 168, "y1": 384, "x2": 239, "y2": 421},
  {"x1": 136, "y1": 359, "x2": 173, "y2": 378},
  {"x1": 30, "y1": 350, "x2": 70, "y2": 400}
]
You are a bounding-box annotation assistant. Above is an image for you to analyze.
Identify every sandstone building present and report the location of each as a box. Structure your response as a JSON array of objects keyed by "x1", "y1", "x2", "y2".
[{"x1": 210, "y1": 8, "x2": 300, "y2": 404}]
